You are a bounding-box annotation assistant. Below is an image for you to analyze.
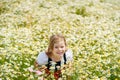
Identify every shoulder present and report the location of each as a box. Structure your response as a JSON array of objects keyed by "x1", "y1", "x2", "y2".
[
  {"x1": 37, "y1": 51, "x2": 48, "y2": 59},
  {"x1": 38, "y1": 51, "x2": 47, "y2": 57},
  {"x1": 65, "y1": 49, "x2": 73, "y2": 61},
  {"x1": 36, "y1": 51, "x2": 48, "y2": 65},
  {"x1": 65, "y1": 49, "x2": 73, "y2": 56}
]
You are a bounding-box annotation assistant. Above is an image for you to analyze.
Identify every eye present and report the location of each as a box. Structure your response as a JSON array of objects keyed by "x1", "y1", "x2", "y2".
[
  {"x1": 55, "y1": 46, "x2": 58, "y2": 48},
  {"x1": 61, "y1": 46, "x2": 64, "y2": 48}
]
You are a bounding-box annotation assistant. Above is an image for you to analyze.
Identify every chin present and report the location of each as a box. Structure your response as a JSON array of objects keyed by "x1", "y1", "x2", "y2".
[{"x1": 60, "y1": 54, "x2": 64, "y2": 56}]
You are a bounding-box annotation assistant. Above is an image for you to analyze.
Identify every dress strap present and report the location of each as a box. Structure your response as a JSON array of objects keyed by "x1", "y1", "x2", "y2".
[
  {"x1": 46, "y1": 58, "x2": 52, "y2": 70},
  {"x1": 63, "y1": 53, "x2": 67, "y2": 64}
]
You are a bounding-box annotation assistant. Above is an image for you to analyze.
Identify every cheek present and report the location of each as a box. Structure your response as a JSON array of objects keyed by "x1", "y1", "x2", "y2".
[
  {"x1": 53, "y1": 48, "x2": 57, "y2": 52},
  {"x1": 64, "y1": 46, "x2": 66, "y2": 50},
  {"x1": 62, "y1": 48, "x2": 66, "y2": 52},
  {"x1": 62, "y1": 47, "x2": 65, "y2": 50}
]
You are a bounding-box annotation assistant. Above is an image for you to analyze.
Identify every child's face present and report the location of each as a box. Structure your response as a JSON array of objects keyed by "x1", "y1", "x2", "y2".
[{"x1": 53, "y1": 40, "x2": 66, "y2": 56}]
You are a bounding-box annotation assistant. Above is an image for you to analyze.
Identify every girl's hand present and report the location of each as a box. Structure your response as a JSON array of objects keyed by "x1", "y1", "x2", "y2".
[
  {"x1": 34, "y1": 61, "x2": 39, "y2": 68},
  {"x1": 35, "y1": 70, "x2": 43, "y2": 75},
  {"x1": 28, "y1": 67, "x2": 43, "y2": 75}
]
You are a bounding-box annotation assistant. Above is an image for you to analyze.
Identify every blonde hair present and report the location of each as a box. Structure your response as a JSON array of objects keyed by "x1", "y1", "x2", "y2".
[{"x1": 46, "y1": 34, "x2": 67, "y2": 57}]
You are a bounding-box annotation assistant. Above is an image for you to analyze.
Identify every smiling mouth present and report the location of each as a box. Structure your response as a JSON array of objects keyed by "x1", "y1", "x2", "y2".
[{"x1": 57, "y1": 52, "x2": 63, "y2": 55}]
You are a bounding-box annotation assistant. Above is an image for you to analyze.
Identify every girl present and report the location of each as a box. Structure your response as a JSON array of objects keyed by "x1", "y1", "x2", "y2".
[{"x1": 34, "y1": 34, "x2": 73, "y2": 80}]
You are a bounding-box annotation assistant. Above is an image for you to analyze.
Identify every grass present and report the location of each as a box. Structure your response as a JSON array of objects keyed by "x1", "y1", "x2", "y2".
[{"x1": 0, "y1": 0, "x2": 120, "y2": 80}]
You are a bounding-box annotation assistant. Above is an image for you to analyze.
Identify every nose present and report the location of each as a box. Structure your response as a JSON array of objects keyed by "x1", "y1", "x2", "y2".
[{"x1": 58, "y1": 48, "x2": 62, "y2": 51}]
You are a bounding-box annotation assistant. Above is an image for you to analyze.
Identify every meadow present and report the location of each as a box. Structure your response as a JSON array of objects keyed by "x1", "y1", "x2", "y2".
[{"x1": 0, "y1": 0, "x2": 120, "y2": 80}]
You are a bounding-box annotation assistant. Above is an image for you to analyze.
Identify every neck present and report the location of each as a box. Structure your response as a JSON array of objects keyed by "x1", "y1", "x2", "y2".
[{"x1": 50, "y1": 54, "x2": 62, "y2": 62}]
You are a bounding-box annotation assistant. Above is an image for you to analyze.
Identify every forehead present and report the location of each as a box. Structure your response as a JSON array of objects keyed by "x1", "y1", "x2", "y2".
[{"x1": 54, "y1": 40, "x2": 65, "y2": 46}]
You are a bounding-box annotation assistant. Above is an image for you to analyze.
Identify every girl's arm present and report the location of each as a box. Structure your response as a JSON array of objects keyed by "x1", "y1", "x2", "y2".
[
  {"x1": 34, "y1": 60, "x2": 47, "y2": 71},
  {"x1": 34, "y1": 52, "x2": 48, "y2": 71},
  {"x1": 62, "y1": 49, "x2": 74, "y2": 69},
  {"x1": 34, "y1": 60, "x2": 39, "y2": 68}
]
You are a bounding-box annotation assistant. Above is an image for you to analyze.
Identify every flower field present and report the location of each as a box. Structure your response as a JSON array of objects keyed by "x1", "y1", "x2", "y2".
[{"x1": 0, "y1": 0, "x2": 120, "y2": 80}]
